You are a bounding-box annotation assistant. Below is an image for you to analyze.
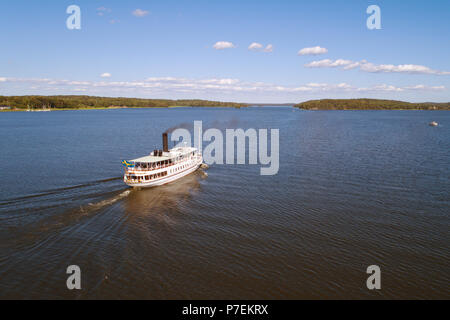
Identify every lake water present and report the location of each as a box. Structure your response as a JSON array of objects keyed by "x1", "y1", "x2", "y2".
[{"x1": 0, "y1": 107, "x2": 448, "y2": 299}]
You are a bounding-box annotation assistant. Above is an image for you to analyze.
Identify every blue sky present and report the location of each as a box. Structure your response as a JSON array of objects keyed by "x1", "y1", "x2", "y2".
[{"x1": 0, "y1": 0, "x2": 449, "y2": 103}]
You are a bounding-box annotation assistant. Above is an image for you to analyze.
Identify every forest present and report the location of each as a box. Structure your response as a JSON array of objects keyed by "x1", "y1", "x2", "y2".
[
  {"x1": 0, "y1": 95, "x2": 247, "y2": 110},
  {"x1": 295, "y1": 99, "x2": 450, "y2": 110}
]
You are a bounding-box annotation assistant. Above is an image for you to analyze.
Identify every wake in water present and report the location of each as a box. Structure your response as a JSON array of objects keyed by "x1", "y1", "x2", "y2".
[
  {"x1": 0, "y1": 177, "x2": 123, "y2": 206},
  {"x1": 0, "y1": 169, "x2": 208, "y2": 256},
  {"x1": 0, "y1": 186, "x2": 134, "y2": 257},
  {"x1": 85, "y1": 189, "x2": 132, "y2": 211},
  {"x1": 0, "y1": 176, "x2": 126, "y2": 228}
]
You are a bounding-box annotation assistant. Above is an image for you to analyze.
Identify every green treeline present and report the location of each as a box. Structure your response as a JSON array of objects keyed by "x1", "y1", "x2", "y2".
[
  {"x1": 0, "y1": 95, "x2": 247, "y2": 110},
  {"x1": 295, "y1": 99, "x2": 450, "y2": 110},
  {"x1": 3, "y1": 96, "x2": 448, "y2": 111}
]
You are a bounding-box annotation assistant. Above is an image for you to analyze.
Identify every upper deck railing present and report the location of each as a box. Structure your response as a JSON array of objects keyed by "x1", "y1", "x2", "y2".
[{"x1": 125, "y1": 155, "x2": 201, "y2": 173}]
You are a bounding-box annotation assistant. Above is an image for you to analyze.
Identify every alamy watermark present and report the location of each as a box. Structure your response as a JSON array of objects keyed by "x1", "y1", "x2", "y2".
[
  {"x1": 66, "y1": 5, "x2": 81, "y2": 30},
  {"x1": 366, "y1": 265, "x2": 381, "y2": 290},
  {"x1": 367, "y1": 5, "x2": 381, "y2": 30},
  {"x1": 66, "y1": 265, "x2": 81, "y2": 290},
  {"x1": 171, "y1": 121, "x2": 279, "y2": 176}
]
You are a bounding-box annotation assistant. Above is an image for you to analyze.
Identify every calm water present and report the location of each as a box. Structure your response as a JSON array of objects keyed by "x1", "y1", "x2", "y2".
[{"x1": 0, "y1": 107, "x2": 448, "y2": 299}]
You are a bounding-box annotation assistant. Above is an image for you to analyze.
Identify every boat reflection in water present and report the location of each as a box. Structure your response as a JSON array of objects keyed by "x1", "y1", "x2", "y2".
[{"x1": 122, "y1": 169, "x2": 207, "y2": 219}]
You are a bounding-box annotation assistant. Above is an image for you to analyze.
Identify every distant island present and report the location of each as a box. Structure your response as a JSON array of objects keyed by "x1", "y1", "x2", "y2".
[
  {"x1": 0, "y1": 95, "x2": 246, "y2": 111},
  {"x1": 295, "y1": 99, "x2": 450, "y2": 110}
]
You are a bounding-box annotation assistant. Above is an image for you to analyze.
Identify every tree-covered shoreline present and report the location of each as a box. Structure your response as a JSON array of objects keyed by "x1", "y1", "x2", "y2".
[
  {"x1": 0, "y1": 95, "x2": 247, "y2": 110},
  {"x1": 2, "y1": 96, "x2": 449, "y2": 111},
  {"x1": 295, "y1": 99, "x2": 450, "y2": 110}
]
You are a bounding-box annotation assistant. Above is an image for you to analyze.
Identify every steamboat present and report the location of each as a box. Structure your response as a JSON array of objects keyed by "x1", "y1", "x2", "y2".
[{"x1": 123, "y1": 133, "x2": 203, "y2": 188}]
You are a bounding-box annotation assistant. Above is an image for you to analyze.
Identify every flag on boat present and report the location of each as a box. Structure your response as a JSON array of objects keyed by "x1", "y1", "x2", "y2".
[{"x1": 122, "y1": 160, "x2": 135, "y2": 168}]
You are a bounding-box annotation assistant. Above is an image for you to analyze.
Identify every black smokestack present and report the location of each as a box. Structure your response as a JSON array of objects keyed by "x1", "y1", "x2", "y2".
[{"x1": 162, "y1": 133, "x2": 169, "y2": 152}]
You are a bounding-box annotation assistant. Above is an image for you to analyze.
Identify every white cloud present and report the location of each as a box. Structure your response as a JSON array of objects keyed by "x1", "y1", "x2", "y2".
[
  {"x1": 356, "y1": 84, "x2": 447, "y2": 92},
  {"x1": 366, "y1": 84, "x2": 404, "y2": 92},
  {"x1": 248, "y1": 42, "x2": 263, "y2": 51},
  {"x1": 2, "y1": 77, "x2": 446, "y2": 102},
  {"x1": 0, "y1": 77, "x2": 6, "y2": 82},
  {"x1": 198, "y1": 78, "x2": 240, "y2": 85},
  {"x1": 264, "y1": 44, "x2": 273, "y2": 53},
  {"x1": 404, "y1": 84, "x2": 445, "y2": 90},
  {"x1": 305, "y1": 59, "x2": 355, "y2": 68},
  {"x1": 248, "y1": 43, "x2": 273, "y2": 53},
  {"x1": 298, "y1": 46, "x2": 328, "y2": 56},
  {"x1": 132, "y1": 9, "x2": 149, "y2": 17},
  {"x1": 146, "y1": 77, "x2": 180, "y2": 82},
  {"x1": 305, "y1": 58, "x2": 450, "y2": 75},
  {"x1": 101, "y1": 73, "x2": 112, "y2": 78},
  {"x1": 360, "y1": 63, "x2": 450, "y2": 75},
  {"x1": 68, "y1": 81, "x2": 91, "y2": 85},
  {"x1": 213, "y1": 41, "x2": 236, "y2": 50}
]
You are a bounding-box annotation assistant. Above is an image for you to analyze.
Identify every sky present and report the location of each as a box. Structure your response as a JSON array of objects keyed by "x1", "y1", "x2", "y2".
[{"x1": 0, "y1": 0, "x2": 449, "y2": 103}]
